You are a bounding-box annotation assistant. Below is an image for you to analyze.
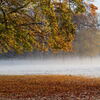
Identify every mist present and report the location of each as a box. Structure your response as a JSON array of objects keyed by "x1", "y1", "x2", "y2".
[
  {"x1": 0, "y1": 29, "x2": 100, "y2": 77},
  {"x1": 0, "y1": 57, "x2": 99, "y2": 77}
]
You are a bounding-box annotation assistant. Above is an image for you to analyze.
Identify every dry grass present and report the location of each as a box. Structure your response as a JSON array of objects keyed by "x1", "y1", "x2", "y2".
[{"x1": 0, "y1": 75, "x2": 100, "y2": 100}]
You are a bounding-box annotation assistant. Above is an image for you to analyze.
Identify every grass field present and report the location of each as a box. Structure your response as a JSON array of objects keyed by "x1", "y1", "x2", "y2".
[{"x1": 0, "y1": 75, "x2": 100, "y2": 100}]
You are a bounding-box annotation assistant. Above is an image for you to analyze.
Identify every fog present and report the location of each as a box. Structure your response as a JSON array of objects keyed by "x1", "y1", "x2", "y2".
[
  {"x1": 0, "y1": 29, "x2": 99, "y2": 77},
  {"x1": 0, "y1": 57, "x2": 100, "y2": 77}
]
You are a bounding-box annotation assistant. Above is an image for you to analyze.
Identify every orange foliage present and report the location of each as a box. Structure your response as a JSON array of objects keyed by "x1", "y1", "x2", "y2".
[{"x1": 89, "y1": 4, "x2": 98, "y2": 16}]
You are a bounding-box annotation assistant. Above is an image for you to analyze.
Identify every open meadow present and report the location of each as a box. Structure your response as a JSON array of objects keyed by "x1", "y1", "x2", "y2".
[{"x1": 0, "y1": 75, "x2": 100, "y2": 100}]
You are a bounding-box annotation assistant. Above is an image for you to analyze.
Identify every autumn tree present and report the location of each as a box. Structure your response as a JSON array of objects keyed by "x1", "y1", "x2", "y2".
[
  {"x1": 73, "y1": 1, "x2": 98, "y2": 30},
  {"x1": 73, "y1": 29, "x2": 100, "y2": 56},
  {"x1": 0, "y1": 0, "x2": 86, "y2": 54}
]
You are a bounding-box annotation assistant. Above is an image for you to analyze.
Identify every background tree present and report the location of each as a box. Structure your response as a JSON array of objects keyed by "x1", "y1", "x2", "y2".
[
  {"x1": 73, "y1": 29, "x2": 100, "y2": 56},
  {"x1": 73, "y1": 1, "x2": 98, "y2": 30}
]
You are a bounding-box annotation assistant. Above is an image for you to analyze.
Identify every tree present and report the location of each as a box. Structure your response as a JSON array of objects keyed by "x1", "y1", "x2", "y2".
[
  {"x1": 73, "y1": 29, "x2": 100, "y2": 56},
  {"x1": 73, "y1": 1, "x2": 98, "y2": 30},
  {"x1": 0, "y1": 0, "x2": 86, "y2": 54}
]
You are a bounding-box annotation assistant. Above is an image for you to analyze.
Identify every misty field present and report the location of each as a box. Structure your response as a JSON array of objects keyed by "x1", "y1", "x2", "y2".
[
  {"x1": 0, "y1": 57, "x2": 100, "y2": 76},
  {"x1": 0, "y1": 75, "x2": 100, "y2": 100}
]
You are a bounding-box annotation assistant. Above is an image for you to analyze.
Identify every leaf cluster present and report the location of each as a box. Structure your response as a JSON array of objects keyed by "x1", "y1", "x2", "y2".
[{"x1": 0, "y1": 0, "x2": 85, "y2": 54}]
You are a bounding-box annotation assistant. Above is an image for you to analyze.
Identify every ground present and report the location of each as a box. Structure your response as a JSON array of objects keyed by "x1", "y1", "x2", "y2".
[{"x1": 0, "y1": 75, "x2": 100, "y2": 100}]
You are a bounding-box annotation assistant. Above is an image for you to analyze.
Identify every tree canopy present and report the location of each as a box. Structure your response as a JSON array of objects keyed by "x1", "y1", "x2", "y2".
[{"x1": 0, "y1": 0, "x2": 92, "y2": 54}]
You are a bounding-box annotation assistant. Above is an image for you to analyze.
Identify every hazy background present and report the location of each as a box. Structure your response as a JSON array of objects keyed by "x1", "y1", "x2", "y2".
[{"x1": 0, "y1": 29, "x2": 99, "y2": 77}]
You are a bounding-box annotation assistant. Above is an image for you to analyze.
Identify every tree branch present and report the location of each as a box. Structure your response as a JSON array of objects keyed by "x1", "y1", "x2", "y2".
[
  {"x1": 8, "y1": 2, "x2": 30, "y2": 14},
  {"x1": 15, "y1": 22, "x2": 45, "y2": 27}
]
